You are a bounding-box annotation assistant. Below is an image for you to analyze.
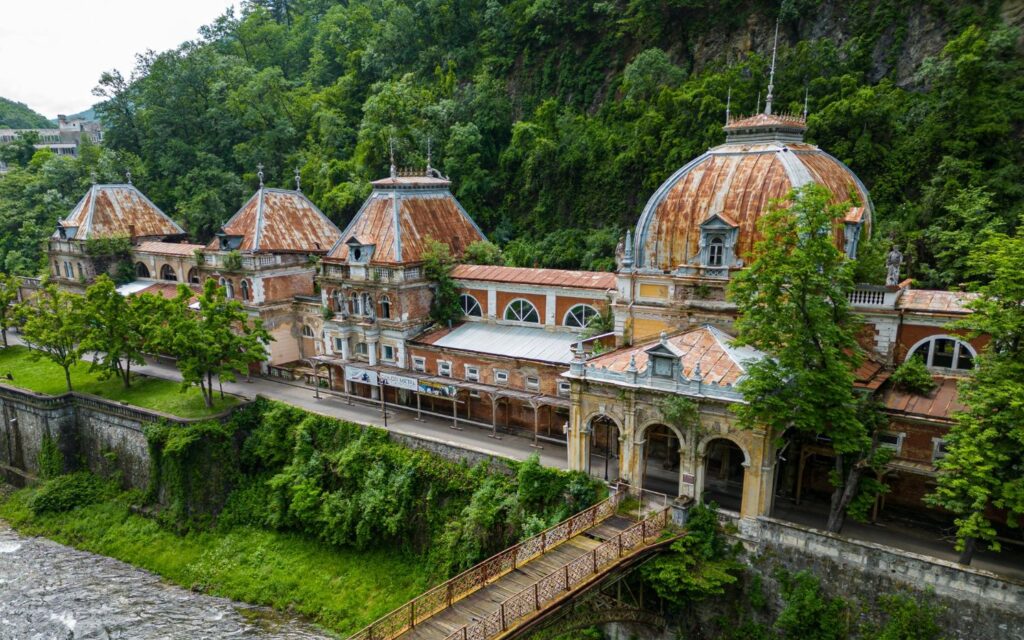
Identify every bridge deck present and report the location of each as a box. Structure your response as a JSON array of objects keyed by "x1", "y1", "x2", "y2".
[{"x1": 397, "y1": 516, "x2": 634, "y2": 639}]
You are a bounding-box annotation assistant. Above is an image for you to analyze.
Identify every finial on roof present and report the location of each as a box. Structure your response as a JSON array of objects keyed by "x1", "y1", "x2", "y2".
[
  {"x1": 388, "y1": 137, "x2": 397, "y2": 180},
  {"x1": 765, "y1": 18, "x2": 780, "y2": 115},
  {"x1": 659, "y1": 331, "x2": 668, "y2": 345},
  {"x1": 294, "y1": 167, "x2": 301, "y2": 192},
  {"x1": 803, "y1": 84, "x2": 809, "y2": 120},
  {"x1": 623, "y1": 229, "x2": 634, "y2": 270},
  {"x1": 693, "y1": 362, "x2": 703, "y2": 382},
  {"x1": 426, "y1": 136, "x2": 432, "y2": 172},
  {"x1": 755, "y1": 91, "x2": 761, "y2": 115},
  {"x1": 90, "y1": 171, "x2": 97, "y2": 185},
  {"x1": 725, "y1": 87, "x2": 732, "y2": 126},
  {"x1": 257, "y1": 163, "x2": 265, "y2": 187},
  {"x1": 627, "y1": 353, "x2": 637, "y2": 373},
  {"x1": 125, "y1": 169, "x2": 132, "y2": 185}
]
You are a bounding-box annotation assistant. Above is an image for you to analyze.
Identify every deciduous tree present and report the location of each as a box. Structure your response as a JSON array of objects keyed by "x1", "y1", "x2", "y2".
[
  {"x1": 79, "y1": 276, "x2": 161, "y2": 388},
  {"x1": 0, "y1": 273, "x2": 20, "y2": 347},
  {"x1": 926, "y1": 226, "x2": 1024, "y2": 564},
  {"x1": 17, "y1": 282, "x2": 84, "y2": 392},
  {"x1": 728, "y1": 184, "x2": 887, "y2": 533}
]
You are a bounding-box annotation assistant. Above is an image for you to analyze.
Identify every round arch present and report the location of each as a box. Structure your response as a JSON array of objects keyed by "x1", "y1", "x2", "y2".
[
  {"x1": 134, "y1": 262, "x2": 150, "y2": 278},
  {"x1": 562, "y1": 303, "x2": 599, "y2": 328},
  {"x1": 637, "y1": 420, "x2": 687, "y2": 450},
  {"x1": 905, "y1": 334, "x2": 976, "y2": 371},
  {"x1": 696, "y1": 433, "x2": 751, "y2": 467},
  {"x1": 584, "y1": 412, "x2": 622, "y2": 482}
]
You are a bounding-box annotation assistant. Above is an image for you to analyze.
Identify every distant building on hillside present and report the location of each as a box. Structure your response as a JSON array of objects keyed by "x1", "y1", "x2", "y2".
[{"x1": 0, "y1": 114, "x2": 103, "y2": 173}]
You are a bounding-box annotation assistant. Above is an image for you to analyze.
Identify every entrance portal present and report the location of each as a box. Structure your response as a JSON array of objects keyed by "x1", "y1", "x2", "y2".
[
  {"x1": 641, "y1": 424, "x2": 681, "y2": 496},
  {"x1": 702, "y1": 438, "x2": 745, "y2": 512},
  {"x1": 588, "y1": 415, "x2": 619, "y2": 482}
]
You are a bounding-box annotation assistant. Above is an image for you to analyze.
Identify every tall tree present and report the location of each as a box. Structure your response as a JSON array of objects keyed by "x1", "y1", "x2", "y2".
[
  {"x1": 926, "y1": 226, "x2": 1024, "y2": 564},
  {"x1": 728, "y1": 184, "x2": 887, "y2": 533},
  {"x1": 17, "y1": 282, "x2": 84, "y2": 392},
  {"x1": 422, "y1": 238, "x2": 461, "y2": 326},
  {"x1": 0, "y1": 273, "x2": 20, "y2": 347},
  {"x1": 79, "y1": 276, "x2": 160, "y2": 388},
  {"x1": 158, "y1": 280, "x2": 271, "y2": 407}
]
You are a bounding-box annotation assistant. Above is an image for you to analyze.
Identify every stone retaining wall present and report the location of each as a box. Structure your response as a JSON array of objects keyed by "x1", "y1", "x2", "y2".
[
  {"x1": 0, "y1": 384, "x2": 242, "y2": 490},
  {"x1": 736, "y1": 517, "x2": 1024, "y2": 640}
]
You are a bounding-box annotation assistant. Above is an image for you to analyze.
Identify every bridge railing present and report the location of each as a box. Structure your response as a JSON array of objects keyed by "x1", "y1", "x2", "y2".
[
  {"x1": 347, "y1": 491, "x2": 623, "y2": 640},
  {"x1": 442, "y1": 506, "x2": 670, "y2": 640}
]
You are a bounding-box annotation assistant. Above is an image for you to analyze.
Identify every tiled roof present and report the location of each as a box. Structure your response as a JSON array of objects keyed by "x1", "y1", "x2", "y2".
[
  {"x1": 134, "y1": 241, "x2": 205, "y2": 256},
  {"x1": 209, "y1": 188, "x2": 342, "y2": 254},
  {"x1": 56, "y1": 184, "x2": 184, "y2": 240},
  {"x1": 329, "y1": 176, "x2": 485, "y2": 265},
  {"x1": 898, "y1": 289, "x2": 978, "y2": 315},
  {"x1": 883, "y1": 376, "x2": 963, "y2": 422},
  {"x1": 414, "y1": 322, "x2": 581, "y2": 364},
  {"x1": 451, "y1": 265, "x2": 617, "y2": 291},
  {"x1": 586, "y1": 325, "x2": 761, "y2": 387}
]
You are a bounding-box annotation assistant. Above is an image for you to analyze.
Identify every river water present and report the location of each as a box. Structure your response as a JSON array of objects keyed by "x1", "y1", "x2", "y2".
[{"x1": 0, "y1": 522, "x2": 335, "y2": 640}]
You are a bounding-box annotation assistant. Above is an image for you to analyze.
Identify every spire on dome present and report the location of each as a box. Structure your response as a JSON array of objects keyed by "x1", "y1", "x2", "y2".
[
  {"x1": 388, "y1": 137, "x2": 397, "y2": 180},
  {"x1": 257, "y1": 162, "x2": 265, "y2": 187},
  {"x1": 764, "y1": 19, "x2": 780, "y2": 115},
  {"x1": 803, "y1": 84, "x2": 809, "y2": 120},
  {"x1": 294, "y1": 167, "x2": 301, "y2": 192},
  {"x1": 725, "y1": 87, "x2": 731, "y2": 126}
]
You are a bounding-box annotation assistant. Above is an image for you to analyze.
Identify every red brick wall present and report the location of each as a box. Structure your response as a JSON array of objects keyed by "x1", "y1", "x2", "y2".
[
  {"x1": 407, "y1": 345, "x2": 566, "y2": 396},
  {"x1": 264, "y1": 272, "x2": 315, "y2": 302}
]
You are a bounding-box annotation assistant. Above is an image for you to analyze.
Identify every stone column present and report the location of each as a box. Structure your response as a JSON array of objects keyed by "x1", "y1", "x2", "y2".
[
  {"x1": 619, "y1": 390, "x2": 637, "y2": 487},
  {"x1": 567, "y1": 384, "x2": 588, "y2": 472}
]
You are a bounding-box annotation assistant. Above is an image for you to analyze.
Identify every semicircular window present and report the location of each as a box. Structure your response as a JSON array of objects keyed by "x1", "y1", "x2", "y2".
[
  {"x1": 564, "y1": 304, "x2": 599, "y2": 328},
  {"x1": 907, "y1": 335, "x2": 975, "y2": 371},
  {"x1": 504, "y1": 298, "x2": 540, "y2": 324},
  {"x1": 460, "y1": 294, "x2": 483, "y2": 318}
]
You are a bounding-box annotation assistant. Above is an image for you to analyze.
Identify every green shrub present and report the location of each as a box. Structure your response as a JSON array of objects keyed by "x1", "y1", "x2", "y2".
[
  {"x1": 890, "y1": 357, "x2": 937, "y2": 395},
  {"x1": 37, "y1": 432, "x2": 64, "y2": 479},
  {"x1": 774, "y1": 569, "x2": 848, "y2": 640},
  {"x1": 29, "y1": 472, "x2": 109, "y2": 515}
]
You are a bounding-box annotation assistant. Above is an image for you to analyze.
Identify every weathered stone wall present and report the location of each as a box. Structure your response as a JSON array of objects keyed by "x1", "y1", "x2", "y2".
[
  {"x1": 0, "y1": 384, "x2": 239, "y2": 491},
  {"x1": 736, "y1": 517, "x2": 1024, "y2": 640},
  {"x1": 388, "y1": 430, "x2": 516, "y2": 476}
]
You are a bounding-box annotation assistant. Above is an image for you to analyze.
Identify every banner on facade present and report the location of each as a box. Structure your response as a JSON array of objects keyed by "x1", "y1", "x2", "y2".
[
  {"x1": 379, "y1": 371, "x2": 418, "y2": 391},
  {"x1": 345, "y1": 366, "x2": 378, "y2": 386},
  {"x1": 417, "y1": 379, "x2": 458, "y2": 398}
]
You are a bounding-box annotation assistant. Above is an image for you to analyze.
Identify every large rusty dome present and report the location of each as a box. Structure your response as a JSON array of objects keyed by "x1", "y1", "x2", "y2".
[{"x1": 631, "y1": 111, "x2": 872, "y2": 274}]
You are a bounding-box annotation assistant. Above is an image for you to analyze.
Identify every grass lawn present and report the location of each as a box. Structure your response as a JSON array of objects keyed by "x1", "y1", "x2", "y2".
[
  {"x1": 0, "y1": 488, "x2": 432, "y2": 636},
  {"x1": 0, "y1": 345, "x2": 238, "y2": 418}
]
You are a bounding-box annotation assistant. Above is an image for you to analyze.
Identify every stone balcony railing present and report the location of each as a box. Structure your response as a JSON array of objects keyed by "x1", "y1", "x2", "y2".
[
  {"x1": 569, "y1": 358, "x2": 745, "y2": 403},
  {"x1": 320, "y1": 263, "x2": 424, "y2": 283},
  {"x1": 203, "y1": 252, "x2": 310, "y2": 271},
  {"x1": 847, "y1": 284, "x2": 903, "y2": 310}
]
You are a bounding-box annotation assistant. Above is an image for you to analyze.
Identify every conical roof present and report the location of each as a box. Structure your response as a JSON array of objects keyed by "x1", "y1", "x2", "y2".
[{"x1": 55, "y1": 184, "x2": 183, "y2": 240}]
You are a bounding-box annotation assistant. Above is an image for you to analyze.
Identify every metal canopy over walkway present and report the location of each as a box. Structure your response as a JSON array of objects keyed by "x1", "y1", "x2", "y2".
[{"x1": 348, "y1": 492, "x2": 670, "y2": 640}]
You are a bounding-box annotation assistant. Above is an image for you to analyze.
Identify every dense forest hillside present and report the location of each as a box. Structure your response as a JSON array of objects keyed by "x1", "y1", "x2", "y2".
[
  {"x1": 0, "y1": 97, "x2": 52, "y2": 128},
  {"x1": 0, "y1": 0, "x2": 1022, "y2": 286}
]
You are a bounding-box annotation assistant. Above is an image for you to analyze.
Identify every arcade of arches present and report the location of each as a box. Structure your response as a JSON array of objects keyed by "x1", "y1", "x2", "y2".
[{"x1": 567, "y1": 387, "x2": 775, "y2": 519}]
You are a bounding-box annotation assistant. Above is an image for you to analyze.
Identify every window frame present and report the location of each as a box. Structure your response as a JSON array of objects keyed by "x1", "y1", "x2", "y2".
[
  {"x1": 563, "y1": 304, "x2": 599, "y2": 329},
  {"x1": 460, "y1": 293, "x2": 483, "y2": 318},
  {"x1": 931, "y1": 438, "x2": 949, "y2": 464},
  {"x1": 494, "y1": 369, "x2": 509, "y2": 385},
  {"x1": 437, "y1": 360, "x2": 452, "y2": 377},
  {"x1": 525, "y1": 376, "x2": 540, "y2": 392},
  {"x1": 877, "y1": 431, "x2": 905, "y2": 454},
  {"x1": 557, "y1": 380, "x2": 571, "y2": 397},
  {"x1": 504, "y1": 298, "x2": 541, "y2": 324},
  {"x1": 301, "y1": 325, "x2": 315, "y2": 338},
  {"x1": 652, "y1": 355, "x2": 674, "y2": 378},
  {"x1": 412, "y1": 356, "x2": 426, "y2": 372},
  {"x1": 907, "y1": 335, "x2": 976, "y2": 372},
  {"x1": 381, "y1": 344, "x2": 396, "y2": 362},
  {"x1": 465, "y1": 365, "x2": 480, "y2": 382},
  {"x1": 707, "y1": 236, "x2": 725, "y2": 267},
  {"x1": 379, "y1": 294, "x2": 391, "y2": 319}
]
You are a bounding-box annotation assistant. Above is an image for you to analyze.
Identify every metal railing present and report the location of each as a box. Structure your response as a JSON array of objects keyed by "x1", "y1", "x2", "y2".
[
  {"x1": 441, "y1": 506, "x2": 670, "y2": 640},
  {"x1": 347, "y1": 492, "x2": 624, "y2": 640}
]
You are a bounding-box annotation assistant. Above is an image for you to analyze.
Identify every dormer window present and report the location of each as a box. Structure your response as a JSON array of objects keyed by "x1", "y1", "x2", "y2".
[
  {"x1": 345, "y1": 236, "x2": 375, "y2": 265},
  {"x1": 652, "y1": 355, "x2": 674, "y2": 378},
  {"x1": 698, "y1": 215, "x2": 738, "y2": 270},
  {"x1": 216, "y1": 232, "x2": 244, "y2": 251}
]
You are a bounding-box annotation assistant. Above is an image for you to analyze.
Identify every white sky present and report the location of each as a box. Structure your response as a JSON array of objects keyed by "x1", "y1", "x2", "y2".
[{"x1": 0, "y1": 0, "x2": 240, "y2": 118}]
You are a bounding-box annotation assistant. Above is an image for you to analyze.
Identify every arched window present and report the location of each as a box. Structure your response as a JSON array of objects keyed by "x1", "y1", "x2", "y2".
[
  {"x1": 907, "y1": 335, "x2": 975, "y2": 371},
  {"x1": 64, "y1": 262, "x2": 72, "y2": 278},
  {"x1": 301, "y1": 325, "x2": 315, "y2": 338},
  {"x1": 187, "y1": 268, "x2": 199, "y2": 284},
  {"x1": 135, "y1": 262, "x2": 150, "y2": 278},
  {"x1": 77, "y1": 263, "x2": 84, "y2": 279},
  {"x1": 240, "y1": 280, "x2": 250, "y2": 301},
  {"x1": 563, "y1": 304, "x2": 599, "y2": 328},
  {"x1": 160, "y1": 264, "x2": 176, "y2": 281},
  {"x1": 504, "y1": 298, "x2": 540, "y2": 324},
  {"x1": 379, "y1": 295, "x2": 391, "y2": 319},
  {"x1": 220, "y1": 277, "x2": 234, "y2": 299},
  {"x1": 53, "y1": 261, "x2": 59, "y2": 276},
  {"x1": 708, "y1": 237, "x2": 724, "y2": 267},
  {"x1": 460, "y1": 294, "x2": 483, "y2": 318}
]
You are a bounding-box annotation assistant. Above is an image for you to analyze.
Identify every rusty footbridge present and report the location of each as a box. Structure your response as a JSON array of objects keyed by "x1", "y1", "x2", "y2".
[{"x1": 348, "y1": 490, "x2": 672, "y2": 640}]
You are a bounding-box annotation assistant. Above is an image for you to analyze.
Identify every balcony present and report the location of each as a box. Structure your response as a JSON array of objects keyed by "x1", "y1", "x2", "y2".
[
  {"x1": 847, "y1": 284, "x2": 903, "y2": 310},
  {"x1": 203, "y1": 252, "x2": 310, "y2": 271}
]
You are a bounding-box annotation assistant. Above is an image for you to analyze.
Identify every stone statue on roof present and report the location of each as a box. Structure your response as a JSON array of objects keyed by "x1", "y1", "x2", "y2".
[
  {"x1": 886, "y1": 245, "x2": 903, "y2": 287},
  {"x1": 615, "y1": 236, "x2": 625, "y2": 270}
]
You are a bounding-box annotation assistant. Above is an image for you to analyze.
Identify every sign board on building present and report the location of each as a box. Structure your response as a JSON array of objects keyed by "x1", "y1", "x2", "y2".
[
  {"x1": 418, "y1": 379, "x2": 458, "y2": 398},
  {"x1": 379, "y1": 371, "x2": 418, "y2": 391},
  {"x1": 345, "y1": 366, "x2": 378, "y2": 386}
]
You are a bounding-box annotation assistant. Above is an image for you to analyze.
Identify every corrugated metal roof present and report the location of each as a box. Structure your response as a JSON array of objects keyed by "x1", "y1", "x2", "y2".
[
  {"x1": 586, "y1": 325, "x2": 762, "y2": 387},
  {"x1": 884, "y1": 376, "x2": 963, "y2": 421},
  {"x1": 898, "y1": 289, "x2": 978, "y2": 315},
  {"x1": 415, "y1": 323, "x2": 581, "y2": 364},
  {"x1": 209, "y1": 188, "x2": 342, "y2": 254},
  {"x1": 57, "y1": 184, "x2": 184, "y2": 240},
  {"x1": 723, "y1": 112, "x2": 807, "y2": 132},
  {"x1": 452, "y1": 265, "x2": 616, "y2": 290},
  {"x1": 328, "y1": 177, "x2": 485, "y2": 265},
  {"x1": 134, "y1": 241, "x2": 205, "y2": 256}
]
